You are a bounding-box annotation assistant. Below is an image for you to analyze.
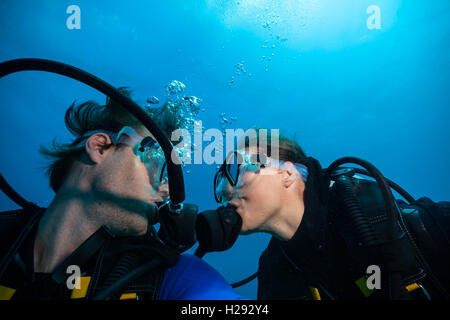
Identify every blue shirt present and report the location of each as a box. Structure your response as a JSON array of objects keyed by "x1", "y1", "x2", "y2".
[{"x1": 158, "y1": 254, "x2": 247, "y2": 300}]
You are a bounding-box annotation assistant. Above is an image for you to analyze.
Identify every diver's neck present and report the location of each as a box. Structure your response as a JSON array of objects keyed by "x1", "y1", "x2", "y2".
[
  {"x1": 33, "y1": 190, "x2": 101, "y2": 273},
  {"x1": 269, "y1": 190, "x2": 305, "y2": 242}
]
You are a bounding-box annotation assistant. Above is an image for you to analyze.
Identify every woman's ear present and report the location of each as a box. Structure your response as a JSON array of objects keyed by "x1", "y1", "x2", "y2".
[
  {"x1": 280, "y1": 161, "x2": 298, "y2": 188},
  {"x1": 85, "y1": 133, "x2": 113, "y2": 164}
]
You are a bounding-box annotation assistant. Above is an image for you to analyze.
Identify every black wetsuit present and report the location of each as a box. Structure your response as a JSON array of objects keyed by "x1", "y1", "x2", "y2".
[
  {"x1": 257, "y1": 157, "x2": 450, "y2": 300},
  {"x1": 0, "y1": 206, "x2": 244, "y2": 300},
  {"x1": 0, "y1": 207, "x2": 178, "y2": 300}
]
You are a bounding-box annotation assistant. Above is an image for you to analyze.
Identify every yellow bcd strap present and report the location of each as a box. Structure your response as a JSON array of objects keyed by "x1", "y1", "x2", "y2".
[
  {"x1": 0, "y1": 285, "x2": 16, "y2": 300},
  {"x1": 356, "y1": 277, "x2": 422, "y2": 298},
  {"x1": 119, "y1": 292, "x2": 137, "y2": 300},
  {"x1": 1, "y1": 277, "x2": 138, "y2": 300},
  {"x1": 309, "y1": 286, "x2": 321, "y2": 300},
  {"x1": 69, "y1": 276, "x2": 137, "y2": 300},
  {"x1": 70, "y1": 276, "x2": 92, "y2": 299},
  {"x1": 405, "y1": 283, "x2": 420, "y2": 292}
]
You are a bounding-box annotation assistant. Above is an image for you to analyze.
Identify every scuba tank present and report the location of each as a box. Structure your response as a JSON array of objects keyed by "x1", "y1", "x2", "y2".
[{"x1": 327, "y1": 158, "x2": 450, "y2": 299}]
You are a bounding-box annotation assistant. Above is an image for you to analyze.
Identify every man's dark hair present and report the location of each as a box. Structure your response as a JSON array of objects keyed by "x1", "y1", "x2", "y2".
[{"x1": 40, "y1": 87, "x2": 180, "y2": 192}]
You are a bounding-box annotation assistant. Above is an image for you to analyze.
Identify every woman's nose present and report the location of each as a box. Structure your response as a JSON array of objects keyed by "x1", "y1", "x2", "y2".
[
  {"x1": 222, "y1": 183, "x2": 241, "y2": 202},
  {"x1": 228, "y1": 198, "x2": 240, "y2": 208}
]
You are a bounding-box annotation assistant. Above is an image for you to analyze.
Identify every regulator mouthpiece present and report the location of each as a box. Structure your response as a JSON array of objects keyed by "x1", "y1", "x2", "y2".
[
  {"x1": 195, "y1": 205, "x2": 242, "y2": 253},
  {"x1": 157, "y1": 202, "x2": 198, "y2": 252}
]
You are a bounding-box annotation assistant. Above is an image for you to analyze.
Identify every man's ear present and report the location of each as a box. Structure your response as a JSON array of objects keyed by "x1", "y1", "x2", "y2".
[{"x1": 85, "y1": 133, "x2": 113, "y2": 164}]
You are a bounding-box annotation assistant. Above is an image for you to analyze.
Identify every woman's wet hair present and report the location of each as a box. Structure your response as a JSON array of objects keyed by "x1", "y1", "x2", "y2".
[{"x1": 239, "y1": 127, "x2": 308, "y2": 166}]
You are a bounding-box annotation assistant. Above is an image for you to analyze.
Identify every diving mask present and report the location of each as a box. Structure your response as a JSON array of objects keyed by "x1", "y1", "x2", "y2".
[
  {"x1": 214, "y1": 150, "x2": 309, "y2": 204},
  {"x1": 76, "y1": 126, "x2": 168, "y2": 198}
]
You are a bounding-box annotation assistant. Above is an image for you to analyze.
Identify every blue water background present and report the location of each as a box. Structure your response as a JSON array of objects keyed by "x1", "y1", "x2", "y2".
[{"x1": 1, "y1": 0, "x2": 449, "y2": 299}]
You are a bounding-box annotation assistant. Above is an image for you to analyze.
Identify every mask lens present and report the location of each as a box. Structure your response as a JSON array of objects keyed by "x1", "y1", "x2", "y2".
[
  {"x1": 214, "y1": 170, "x2": 226, "y2": 203},
  {"x1": 214, "y1": 152, "x2": 245, "y2": 203},
  {"x1": 138, "y1": 143, "x2": 166, "y2": 190},
  {"x1": 139, "y1": 136, "x2": 159, "y2": 150},
  {"x1": 213, "y1": 151, "x2": 271, "y2": 204},
  {"x1": 227, "y1": 152, "x2": 240, "y2": 186},
  {"x1": 115, "y1": 129, "x2": 168, "y2": 199}
]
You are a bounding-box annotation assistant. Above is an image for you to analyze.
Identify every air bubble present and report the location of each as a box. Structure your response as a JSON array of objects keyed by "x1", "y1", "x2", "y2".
[
  {"x1": 165, "y1": 80, "x2": 186, "y2": 95},
  {"x1": 147, "y1": 96, "x2": 159, "y2": 104}
]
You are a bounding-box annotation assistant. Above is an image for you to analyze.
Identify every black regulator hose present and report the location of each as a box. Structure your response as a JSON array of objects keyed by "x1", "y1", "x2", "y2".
[
  {"x1": 333, "y1": 175, "x2": 378, "y2": 246},
  {"x1": 0, "y1": 173, "x2": 39, "y2": 210},
  {"x1": 231, "y1": 271, "x2": 258, "y2": 288},
  {"x1": 340, "y1": 167, "x2": 415, "y2": 204},
  {"x1": 93, "y1": 258, "x2": 162, "y2": 300},
  {"x1": 94, "y1": 252, "x2": 140, "y2": 299},
  {"x1": 0, "y1": 58, "x2": 185, "y2": 206},
  {"x1": 326, "y1": 157, "x2": 400, "y2": 241}
]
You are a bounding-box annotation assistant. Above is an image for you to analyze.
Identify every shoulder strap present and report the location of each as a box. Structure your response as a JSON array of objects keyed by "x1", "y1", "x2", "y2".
[
  {"x1": 88, "y1": 236, "x2": 180, "y2": 300},
  {"x1": 399, "y1": 198, "x2": 450, "y2": 298},
  {"x1": 50, "y1": 226, "x2": 115, "y2": 284},
  {"x1": 0, "y1": 207, "x2": 44, "y2": 280}
]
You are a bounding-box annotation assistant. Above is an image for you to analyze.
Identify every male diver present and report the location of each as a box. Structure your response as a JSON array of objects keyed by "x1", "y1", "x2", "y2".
[
  {"x1": 0, "y1": 88, "x2": 244, "y2": 300},
  {"x1": 203, "y1": 129, "x2": 450, "y2": 300}
]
